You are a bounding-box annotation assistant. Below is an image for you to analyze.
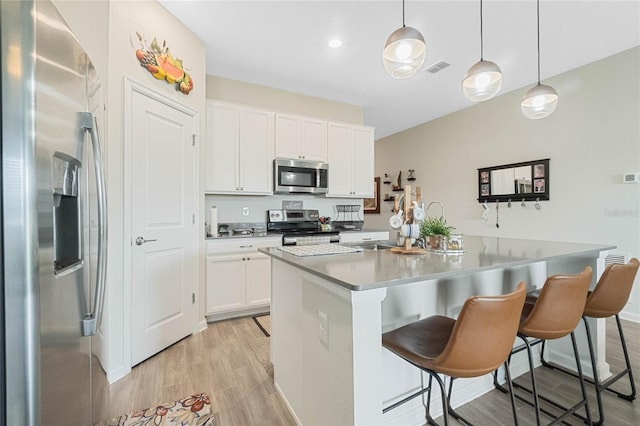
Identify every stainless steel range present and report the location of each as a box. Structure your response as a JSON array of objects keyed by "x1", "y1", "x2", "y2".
[{"x1": 267, "y1": 209, "x2": 340, "y2": 245}]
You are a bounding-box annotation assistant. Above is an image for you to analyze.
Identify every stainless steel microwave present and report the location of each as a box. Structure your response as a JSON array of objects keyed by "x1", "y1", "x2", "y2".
[{"x1": 274, "y1": 158, "x2": 328, "y2": 194}]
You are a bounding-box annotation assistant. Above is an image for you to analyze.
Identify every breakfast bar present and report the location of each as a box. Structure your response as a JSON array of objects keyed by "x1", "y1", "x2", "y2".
[{"x1": 260, "y1": 235, "x2": 615, "y2": 425}]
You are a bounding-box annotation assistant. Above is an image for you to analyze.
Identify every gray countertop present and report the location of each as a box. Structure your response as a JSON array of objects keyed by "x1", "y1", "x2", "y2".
[{"x1": 259, "y1": 235, "x2": 615, "y2": 291}]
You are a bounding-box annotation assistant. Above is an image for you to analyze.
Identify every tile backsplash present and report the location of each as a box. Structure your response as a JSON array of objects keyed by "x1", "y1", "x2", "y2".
[{"x1": 205, "y1": 194, "x2": 363, "y2": 225}]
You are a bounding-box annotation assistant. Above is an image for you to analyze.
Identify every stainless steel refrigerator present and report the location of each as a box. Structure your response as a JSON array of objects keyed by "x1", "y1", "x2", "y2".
[{"x1": 1, "y1": 0, "x2": 109, "y2": 424}]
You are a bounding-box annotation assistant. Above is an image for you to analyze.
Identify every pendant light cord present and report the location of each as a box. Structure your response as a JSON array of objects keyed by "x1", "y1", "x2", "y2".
[
  {"x1": 402, "y1": 0, "x2": 406, "y2": 27},
  {"x1": 480, "y1": 0, "x2": 484, "y2": 60},
  {"x1": 537, "y1": 0, "x2": 541, "y2": 84}
]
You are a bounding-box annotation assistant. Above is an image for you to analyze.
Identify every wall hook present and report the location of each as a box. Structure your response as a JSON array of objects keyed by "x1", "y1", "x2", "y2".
[
  {"x1": 535, "y1": 197, "x2": 541, "y2": 210},
  {"x1": 521, "y1": 198, "x2": 526, "y2": 208},
  {"x1": 507, "y1": 199, "x2": 512, "y2": 208},
  {"x1": 481, "y1": 200, "x2": 489, "y2": 221}
]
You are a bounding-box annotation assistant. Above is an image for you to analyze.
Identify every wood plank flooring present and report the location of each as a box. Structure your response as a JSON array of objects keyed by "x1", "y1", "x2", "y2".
[
  {"x1": 108, "y1": 316, "x2": 295, "y2": 425},
  {"x1": 109, "y1": 317, "x2": 639, "y2": 425}
]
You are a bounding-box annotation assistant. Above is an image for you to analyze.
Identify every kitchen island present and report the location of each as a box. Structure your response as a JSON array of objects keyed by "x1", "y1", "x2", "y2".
[{"x1": 260, "y1": 236, "x2": 614, "y2": 425}]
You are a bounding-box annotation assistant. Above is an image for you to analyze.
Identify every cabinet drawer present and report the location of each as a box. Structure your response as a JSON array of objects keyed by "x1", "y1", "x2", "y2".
[{"x1": 206, "y1": 236, "x2": 282, "y2": 255}]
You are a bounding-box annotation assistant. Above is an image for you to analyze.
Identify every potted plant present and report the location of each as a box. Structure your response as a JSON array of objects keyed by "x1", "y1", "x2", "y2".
[{"x1": 420, "y1": 216, "x2": 455, "y2": 250}]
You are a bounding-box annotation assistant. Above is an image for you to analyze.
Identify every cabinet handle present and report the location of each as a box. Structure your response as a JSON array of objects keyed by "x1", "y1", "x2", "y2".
[
  {"x1": 239, "y1": 245, "x2": 253, "y2": 248},
  {"x1": 362, "y1": 238, "x2": 372, "y2": 241}
]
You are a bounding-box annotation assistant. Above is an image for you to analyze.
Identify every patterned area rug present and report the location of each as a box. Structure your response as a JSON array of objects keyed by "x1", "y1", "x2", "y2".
[
  {"x1": 252, "y1": 313, "x2": 270, "y2": 337},
  {"x1": 106, "y1": 393, "x2": 214, "y2": 426}
]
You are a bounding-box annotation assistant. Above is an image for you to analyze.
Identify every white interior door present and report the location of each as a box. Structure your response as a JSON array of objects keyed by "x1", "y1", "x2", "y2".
[{"x1": 129, "y1": 88, "x2": 197, "y2": 366}]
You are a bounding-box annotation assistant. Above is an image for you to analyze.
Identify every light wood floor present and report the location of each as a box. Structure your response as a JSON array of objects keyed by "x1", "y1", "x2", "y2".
[
  {"x1": 109, "y1": 317, "x2": 639, "y2": 425},
  {"x1": 108, "y1": 316, "x2": 295, "y2": 425}
]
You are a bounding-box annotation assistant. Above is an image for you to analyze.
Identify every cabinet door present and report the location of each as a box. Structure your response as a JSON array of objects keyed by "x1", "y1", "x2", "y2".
[
  {"x1": 327, "y1": 123, "x2": 354, "y2": 196},
  {"x1": 275, "y1": 115, "x2": 327, "y2": 162},
  {"x1": 351, "y1": 127, "x2": 374, "y2": 197},
  {"x1": 245, "y1": 252, "x2": 271, "y2": 307},
  {"x1": 239, "y1": 109, "x2": 274, "y2": 194},
  {"x1": 206, "y1": 254, "x2": 246, "y2": 314},
  {"x1": 206, "y1": 103, "x2": 239, "y2": 193},
  {"x1": 300, "y1": 118, "x2": 327, "y2": 162},
  {"x1": 274, "y1": 114, "x2": 300, "y2": 160}
]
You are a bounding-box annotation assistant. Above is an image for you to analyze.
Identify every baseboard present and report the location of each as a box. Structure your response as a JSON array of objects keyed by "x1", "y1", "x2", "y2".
[
  {"x1": 619, "y1": 311, "x2": 640, "y2": 323},
  {"x1": 274, "y1": 380, "x2": 302, "y2": 426},
  {"x1": 205, "y1": 305, "x2": 269, "y2": 323},
  {"x1": 107, "y1": 364, "x2": 130, "y2": 384},
  {"x1": 197, "y1": 319, "x2": 208, "y2": 333}
]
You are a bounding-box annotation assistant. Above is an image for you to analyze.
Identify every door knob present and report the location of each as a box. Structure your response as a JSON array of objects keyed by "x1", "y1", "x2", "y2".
[{"x1": 135, "y1": 236, "x2": 158, "y2": 245}]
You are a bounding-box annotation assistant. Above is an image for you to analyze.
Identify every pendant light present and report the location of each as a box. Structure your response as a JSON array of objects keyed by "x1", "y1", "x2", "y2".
[
  {"x1": 521, "y1": 0, "x2": 558, "y2": 119},
  {"x1": 383, "y1": 0, "x2": 426, "y2": 79},
  {"x1": 462, "y1": 0, "x2": 502, "y2": 102}
]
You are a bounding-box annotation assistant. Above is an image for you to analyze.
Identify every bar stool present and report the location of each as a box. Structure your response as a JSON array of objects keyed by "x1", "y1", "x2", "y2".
[
  {"x1": 496, "y1": 267, "x2": 593, "y2": 426},
  {"x1": 382, "y1": 282, "x2": 526, "y2": 426},
  {"x1": 539, "y1": 258, "x2": 639, "y2": 425}
]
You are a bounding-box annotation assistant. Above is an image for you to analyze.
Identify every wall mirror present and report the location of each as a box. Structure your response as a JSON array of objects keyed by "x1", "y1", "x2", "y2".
[{"x1": 478, "y1": 158, "x2": 549, "y2": 203}]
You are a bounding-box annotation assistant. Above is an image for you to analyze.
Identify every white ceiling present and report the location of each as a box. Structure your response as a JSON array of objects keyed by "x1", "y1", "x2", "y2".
[{"x1": 158, "y1": 1, "x2": 640, "y2": 139}]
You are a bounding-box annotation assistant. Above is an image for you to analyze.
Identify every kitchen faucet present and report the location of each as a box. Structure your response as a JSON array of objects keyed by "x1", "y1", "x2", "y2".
[{"x1": 426, "y1": 201, "x2": 445, "y2": 219}]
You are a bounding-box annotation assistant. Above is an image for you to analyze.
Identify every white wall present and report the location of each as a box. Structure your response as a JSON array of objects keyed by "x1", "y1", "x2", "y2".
[
  {"x1": 207, "y1": 75, "x2": 364, "y2": 124},
  {"x1": 366, "y1": 47, "x2": 640, "y2": 320},
  {"x1": 57, "y1": 0, "x2": 207, "y2": 382}
]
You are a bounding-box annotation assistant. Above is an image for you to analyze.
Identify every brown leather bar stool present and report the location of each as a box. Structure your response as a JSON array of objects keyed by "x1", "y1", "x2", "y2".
[
  {"x1": 496, "y1": 267, "x2": 593, "y2": 426},
  {"x1": 382, "y1": 282, "x2": 526, "y2": 426},
  {"x1": 539, "y1": 258, "x2": 639, "y2": 425}
]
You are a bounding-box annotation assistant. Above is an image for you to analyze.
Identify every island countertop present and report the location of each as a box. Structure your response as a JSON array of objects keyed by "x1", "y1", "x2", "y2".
[{"x1": 259, "y1": 235, "x2": 615, "y2": 291}]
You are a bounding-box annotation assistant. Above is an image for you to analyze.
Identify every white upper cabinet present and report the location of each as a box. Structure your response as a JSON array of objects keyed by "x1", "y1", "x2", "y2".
[
  {"x1": 275, "y1": 113, "x2": 328, "y2": 162},
  {"x1": 327, "y1": 122, "x2": 374, "y2": 198},
  {"x1": 206, "y1": 101, "x2": 274, "y2": 195}
]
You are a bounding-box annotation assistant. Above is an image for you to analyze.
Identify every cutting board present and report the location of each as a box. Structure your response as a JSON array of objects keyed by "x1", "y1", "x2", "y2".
[{"x1": 389, "y1": 247, "x2": 427, "y2": 255}]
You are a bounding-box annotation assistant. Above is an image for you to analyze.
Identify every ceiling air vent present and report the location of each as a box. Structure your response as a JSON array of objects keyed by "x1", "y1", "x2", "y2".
[{"x1": 424, "y1": 61, "x2": 450, "y2": 74}]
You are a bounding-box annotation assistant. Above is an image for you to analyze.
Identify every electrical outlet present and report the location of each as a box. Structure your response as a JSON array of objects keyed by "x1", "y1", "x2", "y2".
[
  {"x1": 242, "y1": 207, "x2": 249, "y2": 216},
  {"x1": 318, "y1": 309, "x2": 329, "y2": 347}
]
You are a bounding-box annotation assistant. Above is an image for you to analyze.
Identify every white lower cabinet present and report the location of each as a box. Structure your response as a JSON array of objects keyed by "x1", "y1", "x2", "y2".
[{"x1": 205, "y1": 236, "x2": 281, "y2": 320}]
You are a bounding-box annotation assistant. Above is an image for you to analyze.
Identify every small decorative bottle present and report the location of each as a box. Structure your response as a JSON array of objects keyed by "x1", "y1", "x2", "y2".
[
  {"x1": 383, "y1": 173, "x2": 391, "y2": 184},
  {"x1": 407, "y1": 169, "x2": 416, "y2": 181}
]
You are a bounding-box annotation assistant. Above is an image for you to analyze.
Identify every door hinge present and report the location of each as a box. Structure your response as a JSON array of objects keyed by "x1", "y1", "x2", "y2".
[
  {"x1": 192, "y1": 134, "x2": 196, "y2": 146},
  {"x1": 192, "y1": 293, "x2": 195, "y2": 304}
]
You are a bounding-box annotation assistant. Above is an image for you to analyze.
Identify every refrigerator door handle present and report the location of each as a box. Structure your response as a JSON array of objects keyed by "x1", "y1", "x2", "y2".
[{"x1": 80, "y1": 112, "x2": 108, "y2": 337}]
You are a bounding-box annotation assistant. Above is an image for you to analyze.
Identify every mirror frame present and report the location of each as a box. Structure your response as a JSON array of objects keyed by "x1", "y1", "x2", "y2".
[{"x1": 477, "y1": 158, "x2": 550, "y2": 203}]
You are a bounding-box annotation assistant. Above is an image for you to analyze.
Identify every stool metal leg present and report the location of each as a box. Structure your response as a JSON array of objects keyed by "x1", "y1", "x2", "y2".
[
  {"x1": 522, "y1": 336, "x2": 543, "y2": 426},
  {"x1": 569, "y1": 331, "x2": 592, "y2": 426},
  {"x1": 503, "y1": 360, "x2": 520, "y2": 426},
  {"x1": 540, "y1": 315, "x2": 636, "y2": 425},
  {"x1": 424, "y1": 372, "x2": 449, "y2": 426},
  {"x1": 612, "y1": 314, "x2": 637, "y2": 400}
]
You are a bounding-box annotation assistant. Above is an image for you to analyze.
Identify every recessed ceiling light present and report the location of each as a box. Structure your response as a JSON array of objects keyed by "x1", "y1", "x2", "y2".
[{"x1": 328, "y1": 39, "x2": 342, "y2": 48}]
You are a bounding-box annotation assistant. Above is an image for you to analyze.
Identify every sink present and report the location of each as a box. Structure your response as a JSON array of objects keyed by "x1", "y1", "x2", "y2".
[{"x1": 345, "y1": 240, "x2": 397, "y2": 251}]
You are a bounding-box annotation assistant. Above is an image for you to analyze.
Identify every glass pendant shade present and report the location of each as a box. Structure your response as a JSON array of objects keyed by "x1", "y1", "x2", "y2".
[
  {"x1": 521, "y1": 84, "x2": 558, "y2": 119},
  {"x1": 383, "y1": 26, "x2": 426, "y2": 79},
  {"x1": 462, "y1": 60, "x2": 503, "y2": 102}
]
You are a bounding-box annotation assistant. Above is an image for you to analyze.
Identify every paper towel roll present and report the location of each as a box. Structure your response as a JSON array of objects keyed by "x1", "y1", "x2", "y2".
[{"x1": 210, "y1": 206, "x2": 218, "y2": 236}]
